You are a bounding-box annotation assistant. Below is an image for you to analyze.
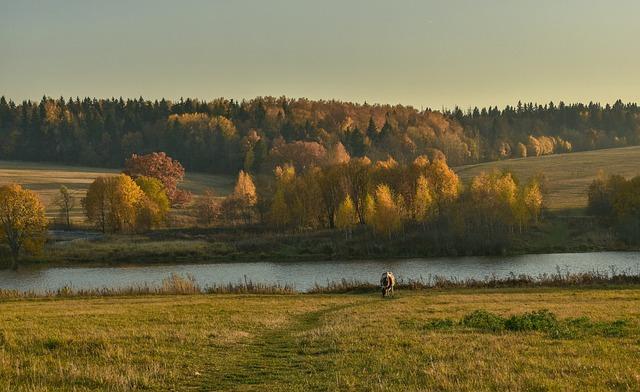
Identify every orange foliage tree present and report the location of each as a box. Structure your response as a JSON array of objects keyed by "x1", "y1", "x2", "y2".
[{"x1": 0, "y1": 184, "x2": 47, "y2": 266}]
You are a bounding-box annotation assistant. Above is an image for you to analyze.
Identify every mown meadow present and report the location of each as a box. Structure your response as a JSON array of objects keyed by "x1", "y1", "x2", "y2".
[{"x1": 1, "y1": 287, "x2": 639, "y2": 391}]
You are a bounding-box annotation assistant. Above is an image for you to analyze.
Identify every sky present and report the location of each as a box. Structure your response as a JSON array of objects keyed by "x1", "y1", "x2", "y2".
[{"x1": 1, "y1": 0, "x2": 639, "y2": 109}]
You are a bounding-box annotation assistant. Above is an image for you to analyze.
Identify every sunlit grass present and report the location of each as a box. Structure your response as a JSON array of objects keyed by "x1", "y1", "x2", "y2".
[{"x1": 0, "y1": 287, "x2": 639, "y2": 390}]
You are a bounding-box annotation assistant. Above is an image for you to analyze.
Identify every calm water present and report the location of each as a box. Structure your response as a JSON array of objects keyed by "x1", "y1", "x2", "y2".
[{"x1": 0, "y1": 252, "x2": 639, "y2": 293}]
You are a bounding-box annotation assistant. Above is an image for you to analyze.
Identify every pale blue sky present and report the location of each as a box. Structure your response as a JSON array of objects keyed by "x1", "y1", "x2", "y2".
[{"x1": 1, "y1": 0, "x2": 639, "y2": 108}]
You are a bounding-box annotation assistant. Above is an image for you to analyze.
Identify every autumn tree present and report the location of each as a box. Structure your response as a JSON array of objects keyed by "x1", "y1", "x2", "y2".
[
  {"x1": 344, "y1": 157, "x2": 372, "y2": 224},
  {"x1": 459, "y1": 171, "x2": 520, "y2": 250},
  {"x1": 588, "y1": 174, "x2": 640, "y2": 243},
  {"x1": 335, "y1": 195, "x2": 358, "y2": 238},
  {"x1": 413, "y1": 175, "x2": 434, "y2": 223},
  {"x1": 231, "y1": 170, "x2": 258, "y2": 224},
  {"x1": 369, "y1": 184, "x2": 402, "y2": 239},
  {"x1": 53, "y1": 185, "x2": 75, "y2": 228},
  {"x1": 326, "y1": 142, "x2": 350, "y2": 165},
  {"x1": 135, "y1": 176, "x2": 170, "y2": 230},
  {"x1": 0, "y1": 184, "x2": 47, "y2": 266},
  {"x1": 316, "y1": 165, "x2": 346, "y2": 228},
  {"x1": 269, "y1": 141, "x2": 327, "y2": 172},
  {"x1": 522, "y1": 180, "x2": 543, "y2": 224},
  {"x1": 516, "y1": 142, "x2": 527, "y2": 158},
  {"x1": 427, "y1": 157, "x2": 460, "y2": 211},
  {"x1": 268, "y1": 165, "x2": 296, "y2": 229},
  {"x1": 124, "y1": 152, "x2": 191, "y2": 205},
  {"x1": 83, "y1": 174, "x2": 144, "y2": 233}
]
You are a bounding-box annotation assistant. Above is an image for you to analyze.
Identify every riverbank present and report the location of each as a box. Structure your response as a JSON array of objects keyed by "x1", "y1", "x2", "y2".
[
  {"x1": 4, "y1": 213, "x2": 637, "y2": 268},
  {"x1": 1, "y1": 287, "x2": 638, "y2": 390}
]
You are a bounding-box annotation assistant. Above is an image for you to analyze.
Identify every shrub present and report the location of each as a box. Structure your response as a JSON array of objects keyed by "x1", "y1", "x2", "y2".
[
  {"x1": 505, "y1": 309, "x2": 558, "y2": 332},
  {"x1": 461, "y1": 310, "x2": 505, "y2": 332}
]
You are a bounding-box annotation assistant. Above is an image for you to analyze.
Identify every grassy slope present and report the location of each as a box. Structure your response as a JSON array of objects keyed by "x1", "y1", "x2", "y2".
[
  {"x1": 0, "y1": 288, "x2": 639, "y2": 391},
  {"x1": 0, "y1": 161, "x2": 234, "y2": 221},
  {"x1": 455, "y1": 145, "x2": 640, "y2": 211}
]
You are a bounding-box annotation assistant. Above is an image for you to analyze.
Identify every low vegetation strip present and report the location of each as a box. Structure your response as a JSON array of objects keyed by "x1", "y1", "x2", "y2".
[
  {"x1": 1, "y1": 270, "x2": 639, "y2": 299},
  {"x1": 0, "y1": 288, "x2": 638, "y2": 391}
]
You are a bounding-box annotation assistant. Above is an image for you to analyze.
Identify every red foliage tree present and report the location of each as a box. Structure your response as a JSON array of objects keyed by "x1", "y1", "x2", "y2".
[
  {"x1": 269, "y1": 141, "x2": 327, "y2": 172},
  {"x1": 124, "y1": 152, "x2": 191, "y2": 205}
]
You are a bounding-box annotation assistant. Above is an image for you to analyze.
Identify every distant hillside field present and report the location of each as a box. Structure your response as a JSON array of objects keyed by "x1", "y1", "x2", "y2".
[
  {"x1": 0, "y1": 161, "x2": 234, "y2": 221},
  {"x1": 455, "y1": 146, "x2": 640, "y2": 211}
]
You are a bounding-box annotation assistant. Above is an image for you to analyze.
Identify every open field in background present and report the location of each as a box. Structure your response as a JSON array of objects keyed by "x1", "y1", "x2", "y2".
[
  {"x1": 0, "y1": 161, "x2": 235, "y2": 222},
  {"x1": 455, "y1": 145, "x2": 640, "y2": 211},
  {"x1": 0, "y1": 288, "x2": 638, "y2": 391}
]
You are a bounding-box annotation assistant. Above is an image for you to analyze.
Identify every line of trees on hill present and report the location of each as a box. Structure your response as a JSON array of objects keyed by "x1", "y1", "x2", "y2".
[{"x1": 1, "y1": 96, "x2": 639, "y2": 175}]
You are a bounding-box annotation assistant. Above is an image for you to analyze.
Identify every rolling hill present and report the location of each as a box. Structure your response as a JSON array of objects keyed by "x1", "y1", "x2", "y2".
[{"x1": 455, "y1": 146, "x2": 640, "y2": 211}]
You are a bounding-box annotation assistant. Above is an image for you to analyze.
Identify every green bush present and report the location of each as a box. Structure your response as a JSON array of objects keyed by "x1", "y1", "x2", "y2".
[
  {"x1": 505, "y1": 309, "x2": 558, "y2": 332},
  {"x1": 461, "y1": 310, "x2": 505, "y2": 332}
]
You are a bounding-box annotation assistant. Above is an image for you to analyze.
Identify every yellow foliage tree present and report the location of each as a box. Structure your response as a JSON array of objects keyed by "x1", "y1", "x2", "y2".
[
  {"x1": 335, "y1": 195, "x2": 358, "y2": 238},
  {"x1": 233, "y1": 170, "x2": 258, "y2": 207},
  {"x1": 370, "y1": 184, "x2": 402, "y2": 238},
  {"x1": 229, "y1": 170, "x2": 258, "y2": 224},
  {"x1": 83, "y1": 174, "x2": 144, "y2": 233},
  {"x1": 0, "y1": 184, "x2": 47, "y2": 266},
  {"x1": 413, "y1": 175, "x2": 434, "y2": 222},
  {"x1": 523, "y1": 180, "x2": 543, "y2": 224},
  {"x1": 428, "y1": 158, "x2": 460, "y2": 209},
  {"x1": 135, "y1": 176, "x2": 170, "y2": 230}
]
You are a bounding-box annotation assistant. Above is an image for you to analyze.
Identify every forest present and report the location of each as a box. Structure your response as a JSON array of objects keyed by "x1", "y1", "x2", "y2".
[{"x1": 1, "y1": 96, "x2": 639, "y2": 175}]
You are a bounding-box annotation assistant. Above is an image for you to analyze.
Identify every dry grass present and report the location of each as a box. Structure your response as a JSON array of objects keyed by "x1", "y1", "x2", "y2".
[
  {"x1": 0, "y1": 161, "x2": 234, "y2": 222},
  {"x1": 455, "y1": 146, "x2": 640, "y2": 211},
  {"x1": 0, "y1": 288, "x2": 639, "y2": 390}
]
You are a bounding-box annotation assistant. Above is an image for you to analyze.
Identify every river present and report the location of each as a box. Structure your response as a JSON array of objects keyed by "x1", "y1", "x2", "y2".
[{"x1": 1, "y1": 252, "x2": 639, "y2": 293}]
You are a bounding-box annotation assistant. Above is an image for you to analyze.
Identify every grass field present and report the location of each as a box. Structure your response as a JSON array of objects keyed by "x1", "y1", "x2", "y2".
[
  {"x1": 455, "y1": 146, "x2": 640, "y2": 211},
  {"x1": 0, "y1": 161, "x2": 234, "y2": 222},
  {"x1": 0, "y1": 287, "x2": 638, "y2": 391}
]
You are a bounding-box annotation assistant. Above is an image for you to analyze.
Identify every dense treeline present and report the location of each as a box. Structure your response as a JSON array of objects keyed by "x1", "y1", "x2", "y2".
[
  {"x1": 1, "y1": 96, "x2": 639, "y2": 174},
  {"x1": 451, "y1": 100, "x2": 640, "y2": 161}
]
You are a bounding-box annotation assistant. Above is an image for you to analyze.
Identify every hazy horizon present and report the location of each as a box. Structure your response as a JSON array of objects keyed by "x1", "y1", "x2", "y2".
[{"x1": 2, "y1": 0, "x2": 640, "y2": 109}]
